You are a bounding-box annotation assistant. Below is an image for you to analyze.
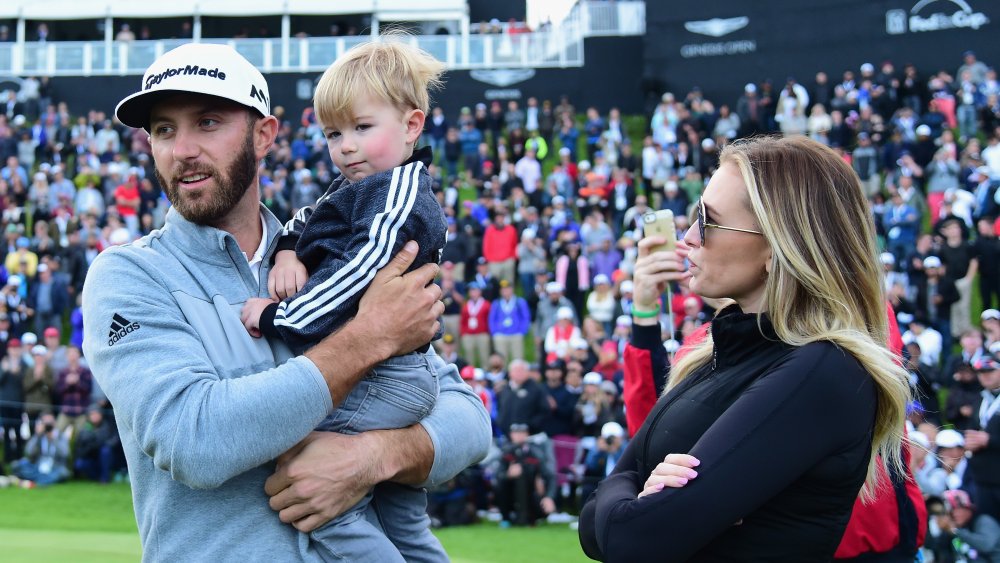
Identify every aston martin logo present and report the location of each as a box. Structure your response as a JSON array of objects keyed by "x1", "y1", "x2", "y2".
[
  {"x1": 470, "y1": 69, "x2": 536, "y2": 87},
  {"x1": 683, "y1": 17, "x2": 750, "y2": 37},
  {"x1": 911, "y1": 0, "x2": 972, "y2": 13}
]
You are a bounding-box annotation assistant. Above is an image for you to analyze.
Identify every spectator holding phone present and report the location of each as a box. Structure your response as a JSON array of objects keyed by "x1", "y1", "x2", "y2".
[{"x1": 579, "y1": 136, "x2": 910, "y2": 561}]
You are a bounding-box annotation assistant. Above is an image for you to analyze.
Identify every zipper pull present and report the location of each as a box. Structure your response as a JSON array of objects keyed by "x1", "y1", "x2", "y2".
[{"x1": 712, "y1": 347, "x2": 718, "y2": 371}]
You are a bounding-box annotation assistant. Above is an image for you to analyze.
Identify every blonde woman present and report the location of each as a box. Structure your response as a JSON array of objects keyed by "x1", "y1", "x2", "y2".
[
  {"x1": 586, "y1": 274, "x2": 618, "y2": 335},
  {"x1": 579, "y1": 136, "x2": 910, "y2": 561}
]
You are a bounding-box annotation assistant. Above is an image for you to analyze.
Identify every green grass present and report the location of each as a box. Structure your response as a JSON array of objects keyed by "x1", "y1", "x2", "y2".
[
  {"x1": 0, "y1": 481, "x2": 138, "y2": 532},
  {"x1": 0, "y1": 481, "x2": 587, "y2": 562},
  {"x1": 436, "y1": 522, "x2": 589, "y2": 563},
  {"x1": 0, "y1": 529, "x2": 142, "y2": 563}
]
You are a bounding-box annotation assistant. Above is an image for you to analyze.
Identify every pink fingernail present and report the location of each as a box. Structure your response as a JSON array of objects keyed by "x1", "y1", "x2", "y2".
[
  {"x1": 677, "y1": 478, "x2": 688, "y2": 485},
  {"x1": 691, "y1": 458, "x2": 701, "y2": 467},
  {"x1": 687, "y1": 470, "x2": 698, "y2": 479},
  {"x1": 655, "y1": 483, "x2": 664, "y2": 491}
]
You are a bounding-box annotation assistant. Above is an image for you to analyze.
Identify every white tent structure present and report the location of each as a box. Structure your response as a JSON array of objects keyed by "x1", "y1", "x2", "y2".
[
  {"x1": 0, "y1": 0, "x2": 467, "y2": 21},
  {"x1": 0, "y1": 0, "x2": 470, "y2": 42},
  {"x1": 0, "y1": 0, "x2": 495, "y2": 75},
  {"x1": 0, "y1": 0, "x2": 649, "y2": 76}
]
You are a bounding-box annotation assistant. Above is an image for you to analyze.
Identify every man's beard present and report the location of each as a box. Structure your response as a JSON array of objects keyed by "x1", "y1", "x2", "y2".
[{"x1": 157, "y1": 129, "x2": 257, "y2": 226}]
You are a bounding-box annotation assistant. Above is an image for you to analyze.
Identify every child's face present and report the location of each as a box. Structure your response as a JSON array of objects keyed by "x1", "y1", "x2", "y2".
[{"x1": 323, "y1": 95, "x2": 422, "y2": 183}]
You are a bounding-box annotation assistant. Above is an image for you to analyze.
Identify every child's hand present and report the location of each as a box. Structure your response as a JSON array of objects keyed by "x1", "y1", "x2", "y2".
[
  {"x1": 241, "y1": 297, "x2": 275, "y2": 338},
  {"x1": 269, "y1": 250, "x2": 308, "y2": 300}
]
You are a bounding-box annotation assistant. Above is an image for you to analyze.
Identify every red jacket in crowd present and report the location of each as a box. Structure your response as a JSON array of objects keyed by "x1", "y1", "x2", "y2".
[
  {"x1": 482, "y1": 223, "x2": 517, "y2": 263},
  {"x1": 459, "y1": 297, "x2": 491, "y2": 336}
]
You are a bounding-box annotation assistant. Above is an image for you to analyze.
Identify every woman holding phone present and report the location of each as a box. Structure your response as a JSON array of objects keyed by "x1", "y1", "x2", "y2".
[{"x1": 578, "y1": 136, "x2": 911, "y2": 562}]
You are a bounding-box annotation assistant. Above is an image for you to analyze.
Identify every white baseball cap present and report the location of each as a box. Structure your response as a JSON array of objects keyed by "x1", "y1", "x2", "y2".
[
  {"x1": 116, "y1": 43, "x2": 270, "y2": 130},
  {"x1": 600, "y1": 421, "x2": 624, "y2": 439},
  {"x1": 935, "y1": 428, "x2": 964, "y2": 449},
  {"x1": 981, "y1": 309, "x2": 1000, "y2": 322}
]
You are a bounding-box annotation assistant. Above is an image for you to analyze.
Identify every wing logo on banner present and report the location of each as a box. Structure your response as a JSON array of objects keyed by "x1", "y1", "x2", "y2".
[
  {"x1": 683, "y1": 17, "x2": 750, "y2": 38},
  {"x1": 470, "y1": 69, "x2": 536, "y2": 87}
]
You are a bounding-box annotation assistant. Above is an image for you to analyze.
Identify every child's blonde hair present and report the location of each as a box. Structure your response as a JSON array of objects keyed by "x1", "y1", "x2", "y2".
[{"x1": 314, "y1": 33, "x2": 445, "y2": 128}]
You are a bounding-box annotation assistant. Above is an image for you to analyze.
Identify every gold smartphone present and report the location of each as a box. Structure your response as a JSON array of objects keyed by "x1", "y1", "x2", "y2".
[{"x1": 642, "y1": 210, "x2": 677, "y2": 253}]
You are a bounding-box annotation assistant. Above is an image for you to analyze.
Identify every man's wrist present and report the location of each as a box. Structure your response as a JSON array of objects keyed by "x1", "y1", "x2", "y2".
[
  {"x1": 357, "y1": 430, "x2": 395, "y2": 484},
  {"x1": 366, "y1": 425, "x2": 433, "y2": 485},
  {"x1": 306, "y1": 319, "x2": 389, "y2": 405}
]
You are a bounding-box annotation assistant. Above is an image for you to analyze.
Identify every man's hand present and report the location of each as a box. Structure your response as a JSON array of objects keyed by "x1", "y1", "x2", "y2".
[
  {"x1": 357, "y1": 241, "x2": 443, "y2": 358},
  {"x1": 936, "y1": 514, "x2": 955, "y2": 534},
  {"x1": 964, "y1": 429, "x2": 990, "y2": 452},
  {"x1": 240, "y1": 297, "x2": 275, "y2": 338},
  {"x1": 269, "y1": 250, "x2": 308, "y2": 300},
  {"x1": 303, "y1": 242, "x2": 442, "y2": 405},
  {"x1": 266, "y1": 424, "x2": 435, "y2": 533},
  {"x1": 507, "y1": 463, "x2": 523, "y2": 478},
  {"x1": 540, "y1": 496, "x2": 556, "y2": 515},
  {"x1": 265, "y1": 432, "x2": 384, "y2": 532}
]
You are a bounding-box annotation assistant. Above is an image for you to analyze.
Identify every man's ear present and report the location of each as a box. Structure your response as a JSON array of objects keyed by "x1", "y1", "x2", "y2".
[
  {"x1": 404, "y1": 109, "x2": 426, "y2": 144},
  {"x1": 254, "y1": 115, "x2": 280, "y2": 160}
]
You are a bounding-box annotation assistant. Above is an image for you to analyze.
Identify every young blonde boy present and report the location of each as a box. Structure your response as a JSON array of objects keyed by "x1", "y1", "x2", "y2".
[{"x1": 241, "y1": 38, "x2": 449, "y2": 562}]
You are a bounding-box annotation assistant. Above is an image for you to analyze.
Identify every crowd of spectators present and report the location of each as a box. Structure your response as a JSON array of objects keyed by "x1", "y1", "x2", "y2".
[
  {"x1": 0, "y1": 45, "x2": 999, "y2": 557},
  {"x1": 423, "y1": 49, "x2": 1000, "y2": 553}
]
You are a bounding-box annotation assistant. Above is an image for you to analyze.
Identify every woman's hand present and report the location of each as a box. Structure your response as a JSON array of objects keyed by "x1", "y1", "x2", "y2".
[
  {"x1": 632, "y1": 236, "x2": 690, "y2": 311},
  {"x1": 637, "y1": 453, "x2": 700, "y2": 498}
]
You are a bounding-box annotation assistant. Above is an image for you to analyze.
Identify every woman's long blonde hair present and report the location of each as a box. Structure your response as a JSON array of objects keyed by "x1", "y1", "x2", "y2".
[{"x1": 669, "y1": 135, "x2": 911, "y2": 501}]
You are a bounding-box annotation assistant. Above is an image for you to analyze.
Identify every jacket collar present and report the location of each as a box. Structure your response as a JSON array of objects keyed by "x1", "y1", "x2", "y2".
[
  {"x1": 408, "y1": 145, "x2": 434, "y2": 167},
  {"x1": 161, "y1": 203, "x2": 283, "y2": 266},
  {"x1": 709, "y1": 304, "x2": 788, "y2": 369}
]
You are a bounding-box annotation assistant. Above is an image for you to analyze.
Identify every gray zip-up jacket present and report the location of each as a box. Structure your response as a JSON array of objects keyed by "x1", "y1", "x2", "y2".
[{"x1": 82, "y1": 204, "x2": 490, "y2": 562}]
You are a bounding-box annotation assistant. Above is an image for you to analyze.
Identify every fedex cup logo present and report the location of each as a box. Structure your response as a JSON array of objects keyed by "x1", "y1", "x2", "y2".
[{"x1": 886, "y1": 0, "x2": 990, "y2": 34}]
